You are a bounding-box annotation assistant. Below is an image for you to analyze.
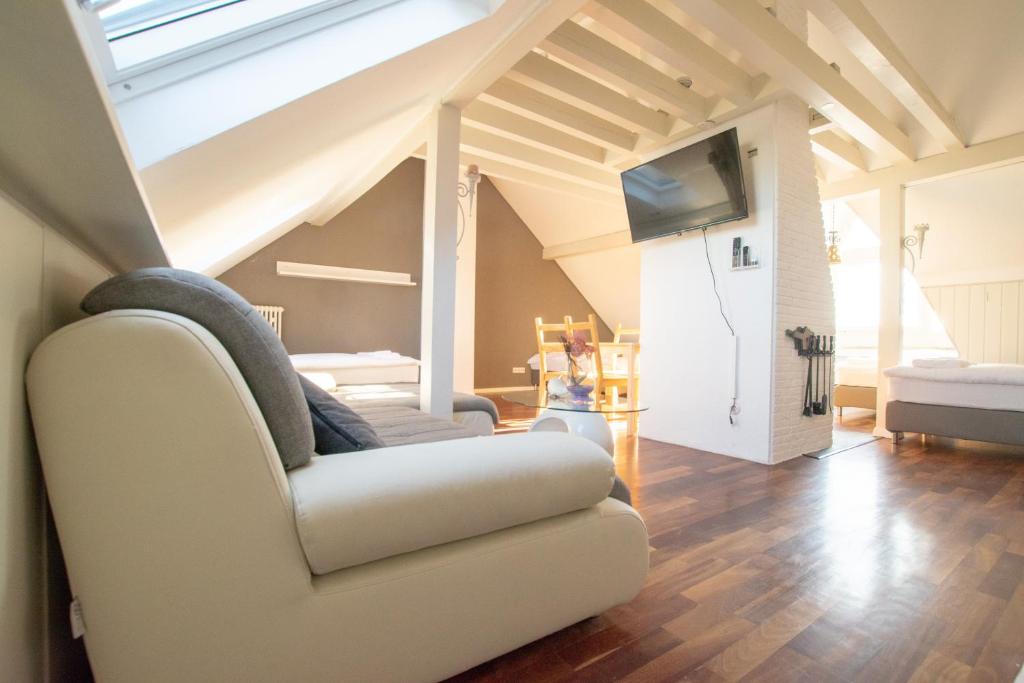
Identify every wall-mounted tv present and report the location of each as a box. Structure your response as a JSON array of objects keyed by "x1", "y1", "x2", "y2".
[{"x1": 621, "y1": 127, "x2": 748, "y2": 243}]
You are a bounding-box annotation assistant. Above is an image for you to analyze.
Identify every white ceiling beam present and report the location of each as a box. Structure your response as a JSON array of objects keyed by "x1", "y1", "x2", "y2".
[
  {"x1": 808, "y1": 108, "x2": 837, "y2": 134},
  {"x1": 542, "y1": 230, "x2": 632, "y2": 260},
  {"x1": 583, "y1": 0, "x2": 755, "y2": 105},
  {"x1": 509, "y1": 51, "x2": 673, "y2": 136},
  {"x1": 802, "y1": 0, "x2": 964, "y2": 149},
  {"x1": 459, "y1": 151, "x2": 623, "y2": 205},
  {"x1": 462, "y1": 100, "x2": 607, "y2": 164},
  {"x1": 482, "y1": 78, "x2": 638, "y2": 151},
  {"x1": 810, "y1": 130, "x2": 866, "y2": 171},
  {"x1": 444, "y1": 0, "x2": 589, "y2": 107},
  {"x1": 820, "y1": 130, "x2": 1024, "y2": 200},
  {"x1": 677, "y1": 0, "x2": 914, "y2": 163},
  {"x1": 542, "y1": 20, "x2": 709, "y2": 123},
  {"x1": 307, "y1": 112, "x2": 430, "y2": 226},
  {"x1": 459, "y1": 127, "x2": 620, "y2": 189}
]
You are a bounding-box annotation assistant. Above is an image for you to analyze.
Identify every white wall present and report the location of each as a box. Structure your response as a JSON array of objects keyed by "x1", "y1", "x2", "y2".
[
  {"x1": 769, "y1": 97, "x2": 834, "y2": 461},
  {"x1": 1, "y1": 190, "x2": 110, "y2": 682},
  {"x1": 907, "y1": 161, "x2": 1024, "y2": 287},
  {"x1": 640, "y1": 106, "x2": 777, "y2": 463}
]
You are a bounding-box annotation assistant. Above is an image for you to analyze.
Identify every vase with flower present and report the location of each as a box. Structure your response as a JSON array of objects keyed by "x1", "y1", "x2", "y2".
[{"x1": 559, "y1": 332, "x2": 595, "y2": 402}]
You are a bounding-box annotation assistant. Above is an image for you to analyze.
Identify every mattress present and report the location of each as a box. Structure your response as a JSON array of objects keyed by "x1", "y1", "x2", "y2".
[
  {"x1": 290, "y1": 352, "x2": 419, "y2": 385},
  {"x1": 884, "y1": 364, "x2": 1024, "y2": 412}
]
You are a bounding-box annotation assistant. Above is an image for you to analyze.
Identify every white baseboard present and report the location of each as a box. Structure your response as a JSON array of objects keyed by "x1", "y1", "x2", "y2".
[{"x1": 475, "y1": 385, "x2": 535, "y2": 394}]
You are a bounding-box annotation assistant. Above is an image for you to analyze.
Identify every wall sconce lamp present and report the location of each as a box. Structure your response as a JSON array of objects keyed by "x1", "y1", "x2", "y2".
[
  {"x1": 901, "y1": 223, "x2": 929, "y2": 271},
  {"x1": 455, "y1": 164, "x2": 481, "y2": 254}
]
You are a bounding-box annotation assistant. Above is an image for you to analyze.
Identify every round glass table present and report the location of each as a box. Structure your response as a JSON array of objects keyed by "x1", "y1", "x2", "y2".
[{"x1": 502, "y1": 390, "x2": 647, "y2": 455}]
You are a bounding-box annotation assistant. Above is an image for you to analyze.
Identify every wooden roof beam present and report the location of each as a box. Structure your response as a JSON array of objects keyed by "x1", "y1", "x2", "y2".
[
  {"x1": 459, "y1": 151, "x2": 623, "y2": 205},
  {"x1": 462, "y1": 100, "x2": 607, "y2": 164},
  {"x1": 811, "y1": 130, "x2": 867, "y2": 171},
  {"x1": 542, "y1": 20, "x2": 709, "y2": 124},
  {"x1": 481, "y1": 77, "x2": 638, "y2": 152},
  {"x1": 459, "y1": 127, "x2": 620, "y2": 190},
  {"x1": 509, "y1": 51, "x2": 673, "y2": 137},
  {"x1": 676, "y1": 0, "x2": 914, "y2": 163},
  {"x1": 583, "y1": 0, "x2": 755, "y2": 105},
  {"x1": 802, "y1": 0, "x2": 964, "y2": 149}
]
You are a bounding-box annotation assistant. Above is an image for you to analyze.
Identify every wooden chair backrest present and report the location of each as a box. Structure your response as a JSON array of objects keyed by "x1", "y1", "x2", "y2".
[
  {"x1": 534, "y1": 317, "x2": 568, "y2": 381},
  {"x1": 563, "y1": 314, "x2": 606, "y2": 396},
  {"x1": 613, "y1": 323, "x2": 640, "y2": 343}
]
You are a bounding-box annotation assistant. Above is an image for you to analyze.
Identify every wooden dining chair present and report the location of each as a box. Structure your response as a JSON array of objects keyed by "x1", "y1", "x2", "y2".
[
  {"x1": 563, "y1": 314, "x2": 630, "y2": 403},
  {"x1": 608, "y1": 323, "x2": 640, "y2": 411},
  {"x1": 534, "y1": 317, "x2": 568, "y2": 388},
  {"x1": 613, "y1": 323, "x2": 641, "y2": 343}
]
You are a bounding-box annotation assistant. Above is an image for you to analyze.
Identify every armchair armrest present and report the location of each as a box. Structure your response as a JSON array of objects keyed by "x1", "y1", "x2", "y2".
[{"x1": 288, "y1": 432, "x2": 615, "y2": 575}]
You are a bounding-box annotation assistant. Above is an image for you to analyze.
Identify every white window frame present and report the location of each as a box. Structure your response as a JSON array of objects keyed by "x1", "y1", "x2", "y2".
[{"x1": 78, "y1": 0, "x2": 403, "y2": 97}]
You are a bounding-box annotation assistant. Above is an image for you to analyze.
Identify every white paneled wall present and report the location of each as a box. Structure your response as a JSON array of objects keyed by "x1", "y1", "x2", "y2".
[{"x1": 923, "y1": 281, "x2": 1024, "y2": 364}]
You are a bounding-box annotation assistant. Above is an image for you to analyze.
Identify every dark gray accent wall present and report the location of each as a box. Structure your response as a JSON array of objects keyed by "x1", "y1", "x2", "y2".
[
  {"x1": 475, "y1": 177, "x2": 611, "y2": 389},
  {"x1": 219, "y1": 159, "x2": 609, "y2": 387},
  {"x1": 219, "y1": 158, "x2": 425, "y2": 356}
]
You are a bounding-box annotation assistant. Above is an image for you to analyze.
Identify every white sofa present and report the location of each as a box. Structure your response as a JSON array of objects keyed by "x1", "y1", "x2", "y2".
[{"x1": 27, "y1": 310, "x2": 649, "y2": 682}]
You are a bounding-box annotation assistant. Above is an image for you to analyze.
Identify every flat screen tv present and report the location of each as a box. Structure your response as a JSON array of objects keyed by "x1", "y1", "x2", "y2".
[{"x1": 621, "y1": 127, "x2": 748, "y2": 243}]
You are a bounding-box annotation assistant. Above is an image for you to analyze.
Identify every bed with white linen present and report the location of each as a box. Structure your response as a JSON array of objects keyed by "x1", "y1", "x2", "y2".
[
  {"x1": 290, "y1": 351, "x2": 420, "y2": 385},
  {"x1": 884, "y1": 362, "x2": 1024, "y2": 446}
]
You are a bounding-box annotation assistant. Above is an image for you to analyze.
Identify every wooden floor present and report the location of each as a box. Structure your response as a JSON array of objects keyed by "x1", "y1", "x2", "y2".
[{"x1": 449, "y1": 401, "x2": 1024, "y2": 682}]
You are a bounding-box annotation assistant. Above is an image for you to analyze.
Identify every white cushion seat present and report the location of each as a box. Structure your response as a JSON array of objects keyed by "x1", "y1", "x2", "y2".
[{"x1": 289, "y1": 432, "x2": 615, "y2": 574}]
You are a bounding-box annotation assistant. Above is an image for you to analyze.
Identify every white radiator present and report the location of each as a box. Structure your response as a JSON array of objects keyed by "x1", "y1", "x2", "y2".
[{"x1": 253, "y1": 305, "x2": 284, "y2": 338}]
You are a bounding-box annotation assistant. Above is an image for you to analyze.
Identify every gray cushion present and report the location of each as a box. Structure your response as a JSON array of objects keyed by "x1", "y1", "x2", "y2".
[
  {"x1": 610, "y1": 477, "x2": 631, "y2": 506},
  {"x1": 81, "y1": 268, "x2": 314, "y2": 470},
  {"x1": 298, "y1": 375, "x2": 385, "y2": 454}
]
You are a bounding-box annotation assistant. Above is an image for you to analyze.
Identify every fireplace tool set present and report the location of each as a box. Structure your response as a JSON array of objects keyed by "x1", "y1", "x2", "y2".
[{"x1": 785, "y1": 327, "x2": 835, "y2": 417}]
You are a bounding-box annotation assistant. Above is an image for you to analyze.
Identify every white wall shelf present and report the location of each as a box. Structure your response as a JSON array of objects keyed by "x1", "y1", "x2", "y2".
[
  {"x1": 730, "y1": 264, "x2": 761, "y2": 271},
  {"x1": 276, "y1": 261, "x2": 417, "y2": 286}
]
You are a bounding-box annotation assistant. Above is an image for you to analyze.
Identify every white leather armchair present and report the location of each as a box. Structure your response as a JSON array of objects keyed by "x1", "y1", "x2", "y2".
[{"x1": 27, "y1": 310, "x2": 649, "y2": 682}]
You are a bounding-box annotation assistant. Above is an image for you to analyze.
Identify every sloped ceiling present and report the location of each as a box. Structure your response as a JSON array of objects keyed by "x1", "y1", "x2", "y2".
[
  {"x1": 454, "y1": 0, "x2": 1024, "y2": 333},
  {"x1": 138, "y1": 0, "x2": 571, "y2": 275},
  {"x1": 859, "y1": 0, "x2": 1024, "y2": 146},
  {"x1": 489, "y1": 178, "x2": 639, "y2": 328},
  {"x1": 114, "y1": 0, "x2": 1024, "y2": 331}
]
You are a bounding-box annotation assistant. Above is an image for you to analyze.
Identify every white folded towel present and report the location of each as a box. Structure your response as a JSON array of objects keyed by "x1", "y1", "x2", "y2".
[{"x1": 912, "y1": 358, "x2": 970, "y2": 369}]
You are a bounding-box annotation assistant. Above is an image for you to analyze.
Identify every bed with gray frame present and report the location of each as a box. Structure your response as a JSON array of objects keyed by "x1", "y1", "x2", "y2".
[
  {"x1": 887, "y1": 401, "x2": 1024, "y2": 446},
  {"x1": 884, "y1": 364, "x2": 1024, "y2": 447}
]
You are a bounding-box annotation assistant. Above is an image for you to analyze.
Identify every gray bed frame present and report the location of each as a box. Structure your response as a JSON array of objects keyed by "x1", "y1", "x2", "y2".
[{"x1": 887, "y1": 400, "x2": 1024, "y2": 447}]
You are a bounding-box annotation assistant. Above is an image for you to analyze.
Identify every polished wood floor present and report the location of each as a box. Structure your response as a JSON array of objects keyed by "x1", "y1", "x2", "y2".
[{"x1": 450, "y1": 401, "x2": 1024, "y2": 682}]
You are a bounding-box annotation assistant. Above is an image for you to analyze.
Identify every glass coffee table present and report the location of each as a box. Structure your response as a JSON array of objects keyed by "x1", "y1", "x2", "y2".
[{"x1": 502, "y1": 390, "x2": 648, "y2": 455}]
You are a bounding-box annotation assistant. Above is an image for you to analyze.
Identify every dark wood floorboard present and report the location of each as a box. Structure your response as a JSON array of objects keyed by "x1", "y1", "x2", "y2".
[{"x1": 448, "y1": 400, "x2": 1024, "y2": 682}]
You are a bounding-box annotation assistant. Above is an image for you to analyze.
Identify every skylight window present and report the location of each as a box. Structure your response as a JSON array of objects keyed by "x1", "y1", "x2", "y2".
[{"x1": 91, "y1": 0, "x2": 379, "y2": 70}]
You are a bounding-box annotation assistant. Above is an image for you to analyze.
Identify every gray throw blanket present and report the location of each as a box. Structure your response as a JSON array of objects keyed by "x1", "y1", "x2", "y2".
[
  {"x1": 331, "y1": 383, "x2": 499, "y2": 425},
  {"x1": 355, "y1": 405, "x2": 478, "y2": 447}
]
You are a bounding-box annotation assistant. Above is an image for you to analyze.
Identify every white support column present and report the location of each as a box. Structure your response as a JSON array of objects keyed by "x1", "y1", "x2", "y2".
[
  {"x1": 875, "y1": 183, "x2": 904, "y2": 437},
  {"x1": 420, "y1": 104, "x2": 461, "y2": 418}
]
